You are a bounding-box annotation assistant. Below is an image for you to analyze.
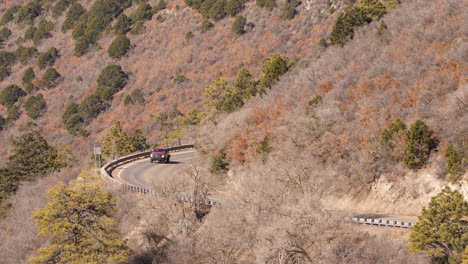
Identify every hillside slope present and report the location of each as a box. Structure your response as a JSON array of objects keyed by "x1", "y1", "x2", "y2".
[{"x1": 0, "y1": 0, "x2": 466, "y2": 262}]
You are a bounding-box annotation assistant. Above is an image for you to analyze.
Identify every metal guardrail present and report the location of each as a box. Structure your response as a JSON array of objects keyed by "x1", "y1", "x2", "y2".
[
  {"x1": 100, "y1": 145, "x2": 221, "y2": 206},
  {"x1": 345, "y1": 217, "x2": 415, "y2": 228},
  {"x1": 101, "y1": 145, "x2": 417, "y2": 222}
]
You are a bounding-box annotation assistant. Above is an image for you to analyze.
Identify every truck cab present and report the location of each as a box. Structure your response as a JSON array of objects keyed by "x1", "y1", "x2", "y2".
[{"x1": 150, "y1": 148, "x2": 171, "y2": 163}]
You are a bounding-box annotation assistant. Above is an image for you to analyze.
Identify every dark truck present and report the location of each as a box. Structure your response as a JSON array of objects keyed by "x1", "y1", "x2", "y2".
[{"x1": 150, "y1": 148, "x2": 171, "y2": 163}]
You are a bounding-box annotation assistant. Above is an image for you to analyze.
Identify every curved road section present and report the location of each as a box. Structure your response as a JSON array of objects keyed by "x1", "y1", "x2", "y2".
[
  {"x1": 112, "y1": 151, "x2": 195, "y2": 190},
  {"x1": 110, "y1": 150, "x2": 418, "y2": 228}
]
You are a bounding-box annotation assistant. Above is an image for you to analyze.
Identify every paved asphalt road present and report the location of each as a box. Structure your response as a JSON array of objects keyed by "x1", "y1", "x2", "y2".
[
  {"x1": 111, "y1": 150, "x2": 418, "y2": 224},
  {"x1": 112, "y1": 150, "x2": 195, "y2": 190}
]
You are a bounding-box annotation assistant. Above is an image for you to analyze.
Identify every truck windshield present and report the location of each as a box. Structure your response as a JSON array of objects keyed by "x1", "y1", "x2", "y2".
[{"x1": 153, "y1": 148, "x2": 165, "y2": 152}]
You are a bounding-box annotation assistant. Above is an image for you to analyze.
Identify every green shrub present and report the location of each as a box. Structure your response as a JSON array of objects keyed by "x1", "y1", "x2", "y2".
[
  {"x1": 24, "y1": 93, "x2": 46, "y2": 119},
  {"x1": 446, "y1": 144, "x2": 465, "y2": 184},
  {"x1": 0, "y1": 66, "x2": 11, "y2": 82},
  {"x1": 257, "y1": 53, "x2": 290, "y2": 94},
  {"x1": 257, "y1": 136, "x2": 272, "y2": 159},
  {"x1": 22, "y1": 67, "x2": 35, "y2": 92},
  {"x1": 404, "y1": 120, "x2": 436, "y2": 170},
  {"x1": 318, "y1": 38, "x2": 327, "y2": 48},
  {"x1": 130, "y1": 20, "x2": 145, "y2": 35},
  {"x1": 0, "y1": 27, "x2": 12, "y2": 42},
  {"x1": 129, "y1": 129, "x2": 149, "y2": 151},
  {"x1": 62, "y1": 103, "x2": 83, "y2": 135},
  {"x1": 209, "y1": 148, "x2": 229, "y2": 174},
  {"x1": 73, "y1": 37, "x2": 90, "y2": 56},
  {"x1": 0, "y1": 51, "x2": 17, "y2": 66},
  {"x1": 72, "y1": 0, "x2": 128, "y2": 56},
  {"x1": 6, "y1": 104, "x2": 20, "y2": 123},
  {"x1": 24, "y1": 26, "x2": 37, "y2": 41},
  {"x1": 173, "y1": 75, "x2": 189, "y2": 84},
  {"x1": 200, "y1": 19, "x2": 214, "y2": 32},
  {"x1": 180, "y1": 109, "x2": 201, "y2": 126},
  {"x1": 72, "y1": 21, "x2": 86, "y2": 40},
  {"x1": 41, "y1": 67, "x2": 61, "y2": 89},
  {"x1": 61, "y1": 3, "x2": 86, "y2": 32},
  {"x1": 305, "y1": 95, "x2": 323, "y2": 117},
  {"x1": 79, "y1": 94, "x2": 104, "y2": 120},
  {"x1": 409, "y1": 187, "x2": 468, "y2": 263},
  {"x1": 185, "y1": 31, "x2": 194, "y2": 40},
  {"x1": 152, "y1": 0, "x2": 167, "y2": 13},
  {"x1": 0, "y1": 84, "x2": 25, "y2": 106},
  {"x1": 233, "y1": 67, "x2": 256, "y2": 99},
  {"x1": 207, "y1": 0, "x2": 227, "y2": 20},
  {"x1": 156, "y1": 14, "x2": 164, "y2": 22},
  {"x1": 131, "y1": 3, "x2": 153, "y2": 21},
  {"x1": 97, "y1": 64, "x2": 128, "y2": 89},
  {"x1": 203, "y1": 77, "x2": 245, "y2": 113},
  {"x1": 381, "y1": 118, "x2": 406, "y2": 148},
  {"x1": 281, "y1": 0, "x2": 297, "y2": 20},
  {"x1": 113, "y1": 14, "x2": 133, "y2": 35},
  {"x1": 361, "y1": 0, "x2": 386, "y2": 18},
  {"x1": 256, "y1": 0, "x2": 276, "y2": 11},
  {"x1": 32, "y1": 19, "x2": 54, "y2": 45},
  {"x1": 225, "y1": 0, "x2": 244, "y2": 16},
  {"x1": 0, "y1": 115, "x2": 5, "y2": 131},
  {"x1": 95, "y1": 65, "x2": 127, "y2": 100},
  {"x1": 38, "y1": 47, "x2": 59, "y2": 69},
  {"x1": 52, "y1": 0, "x2": 73, "y2": 18},
  {"x1": 14, "y1": 1, "x2": 43, "y2": 25},
  {"x1": 376, "y1": 20, "x2": 387, "y2": 36},
  {"x1": 16, "y1": 46, "x2": 38, "y2": 65},
  {"x1": 0, "y1": 5, "x2": 21, "y2": 25},
  {"x1": 232, "y1": 15, "x2": 246, "y2": 35},
  {"x1": 95, "y1": 86, "x2": 117, "y2": 101},
  {"x1": 330, "y1": 0, "x2": 386, "y2": 46},
  {"x1": 108, "y1": 34, "x2": 131, "y2": 59},
  {"x1": 124, "y1": 88, "x2": 145, "y2": 105}
]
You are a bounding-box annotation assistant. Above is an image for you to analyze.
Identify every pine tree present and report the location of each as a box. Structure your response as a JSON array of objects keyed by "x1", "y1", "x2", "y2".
[
  {"x1": 232, "y1": 15, "x2": 246, "y2": 35},
  {"x1": 445, "y1": 144, "x2": 464, "y2": 184},
  {"x1": 41, "y1": 67, "x2": 61, "y2": 89},
  {"x1": 257, "y1": 136, "x2": 272, "y2": 162},
  {"x1": 108, "y1": 34, "x2": 131, "y2": 59},
  {"x1": 0, "y1": 114, "x2": 5, "y2": 131},
  {"x1": 409, "y1": 187, "x2": 468, "y2": 263},
  {"x1": 129, "y1": 129, "x2": 149, "y2": 151},
  {"x1": 233, "y1": 68, "x2": 256, "y2": 99},
  {"x1": 203, "y1": 77, "x2": 230, "y2": 111},
  {"x1": 101, "y1": 122, "x2": 135, "y2": 159},
  {"x1": 30, "y1": 169, "x2": 131, "y2": 264},
  {"x1": 22, "y1": 67, "x2": 35, "y2": 92},
  {"x1": 376, "y1": 20, "x2": 388, "y2": 36},
  {"x1": 113, "y1": 14, "x2": 133, "y2": 35},
  {"x1": 7, "y1": 122, "x2": 66, "y2": 181},
  {"x1": 0, "y1": 84, "x2": 25, "y2": 106},
  {"x1": 404, "y1": 120, "x2": 435, "y2": 170},
  {"x1": 24, "y1": 93, "x2": 46, "y2": 119},
  {"x1": 257, "y1": 53, "x2": 290, "y2": 94},
  {"x1": 61, "y1": 3, "x2": 86, "y2": 32},
  {"x1": 209, "y1": 148, "x2": 229, "y2": 174}
]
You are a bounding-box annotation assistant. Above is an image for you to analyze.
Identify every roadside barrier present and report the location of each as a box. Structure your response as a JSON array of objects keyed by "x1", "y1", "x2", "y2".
[
  {"x1": 346, "y1": 216, "x2": 415, "y2": 228},
  {"x1": 100, "y1": 145, "x2": 220, "y2": 206},
  {"x1": 101, "y1": 145, "x2": 417, "y2": 222}
]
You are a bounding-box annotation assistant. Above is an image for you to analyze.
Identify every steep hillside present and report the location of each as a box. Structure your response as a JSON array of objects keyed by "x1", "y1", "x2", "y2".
[
  {"x1": 0, "y1": 0, "x2": 466, "y2": 263},
  {"x1": 0, "y1": 0, "x2": 343, "y2": 163}
]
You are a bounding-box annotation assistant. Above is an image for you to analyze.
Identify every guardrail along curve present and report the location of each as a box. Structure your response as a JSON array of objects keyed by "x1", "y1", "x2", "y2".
[
  {"x1": 101, "y1": 144, "x2": 416, "y2": 225},
  {"x1": 100, "y1": 145, "x2": 220, "y2": 206}
]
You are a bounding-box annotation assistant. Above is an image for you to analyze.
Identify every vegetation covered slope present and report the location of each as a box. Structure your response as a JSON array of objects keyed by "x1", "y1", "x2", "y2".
[{"x1": 0, "y1": 0, "x2": 466, "y2": 263}]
